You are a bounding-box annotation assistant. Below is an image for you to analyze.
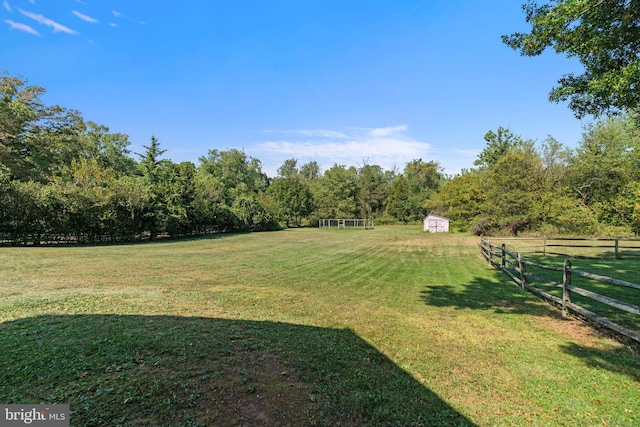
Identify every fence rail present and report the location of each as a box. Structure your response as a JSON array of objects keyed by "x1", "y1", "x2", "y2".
[
  {"x1": 480, "y1": 237, "x2": 640, "y2": 343},
  {"x1": 489, "y1": 236, "x2": 640, "y2": 258}
]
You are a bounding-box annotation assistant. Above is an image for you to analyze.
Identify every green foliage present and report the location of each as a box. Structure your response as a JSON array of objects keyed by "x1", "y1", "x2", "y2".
[
  {"x1": 1, "y1": 180, "x2": 60, "y2": 244},
  {"x1": 197, "y1": 149, "x2": 274, "y2": 231},
  {"x1": 384, "y1": 175, "x2": 412, "y2": 223},
  {"x1": 299, "y1": 160, "x2": 321, "y2": 181},
  {"x1": 164, "y1": 162, "x2": 197, "y2": 236},
  {"x1": 0, "y1": 73, "x2": 44, "y2": 179},
  {"x1": 428, "y1": 117, "x2": 640, "y2": 236},
  {"x1": 403, "y1": 159, "x2": 445, "y2": 220},
  {"x1": 0, "y1": 73, "x2": 89, "y2": 182},
  {"x1": 504, "y1": 0, "x2": 640, "y2": 117},
  {"x1": 569, "y1": 116, "x2": 638, "y2": 207},
  {"x1": 5, "y1": 69, "x2": 640, "y2": 242},
  {"x1": 276, "y1": 158, "x2": 299, "y2": 179},
  {"x1": 480, "y1": 143, "x2": 542, "y2": 234},
  {"x1": 84, "y1": 121, "x2": 137, "y2": 177},
  {"x1": 137, "y1": 136, "x2": 171, "y2": 239},
  {"x1": 609, "y1": 181, "x2": 640, "y2": 234},
  {"x1": 474, "y1": 127, "x2": 526, "y2": 170},
  {"x1": 425, "y1": 172, "x2": 484, "y2": 231},
  {"x1": 311, "y1": 164, "x2": 359, "y2": 219},
  {"x1": 356, "y1": 163, "x2": 388, "y2": 218},
  {"x1": 268, "y1": 177, "x2": 314, "y2": 227},
  {"x1": 192, "y1": 170, "x2": 230, "y2": 232}
]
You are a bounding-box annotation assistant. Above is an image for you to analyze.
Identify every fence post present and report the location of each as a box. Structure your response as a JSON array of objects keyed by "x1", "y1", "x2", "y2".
[
  {"x1": 543, "y1": 235, "x2": 547, "y2": 256},
  {"x1": 483, "y1": 239, "x2": 492, "y2": 265},
  {"x1": 489, "y1": 240, "x2": 493, "y2": 265},
  {"x1": 562, "y1": 258, "x2": 572, "y2": 317},
  {"x1": 615, "y1": 237, "x2": 619, "y2": 259},
  {"x1": 501, "y1": 244, "x2": 506, "y2": 271},
  {"x1": 518, "y1": 253, "x2": 526, "y2": 289}
]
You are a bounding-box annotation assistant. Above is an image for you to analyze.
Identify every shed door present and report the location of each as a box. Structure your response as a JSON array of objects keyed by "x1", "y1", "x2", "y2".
[{"x1": 428, "y1": 220, "x2": 445, "y2": 233}]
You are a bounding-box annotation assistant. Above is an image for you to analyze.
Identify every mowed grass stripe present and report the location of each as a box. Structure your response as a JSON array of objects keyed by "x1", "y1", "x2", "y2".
[{"x1": 0, "y1": 226, "x2": 639, "y2": 426}]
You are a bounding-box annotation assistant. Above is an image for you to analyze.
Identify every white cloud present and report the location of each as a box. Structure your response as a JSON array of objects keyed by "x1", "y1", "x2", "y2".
[
  {"x1": 256, "y1": 125, "x2": 431, "y2": 175},
  {"x1": 108, "y1": 22, "x2": 117, "y2": 27},
  {"x1": 74, "y1": 0, "x2": 87, "y2": 4},
  {"x1": 4, "y1": 19, "x2": 40, "y2": 36},
  {"x1": 265, "y1": 129, "x2": 349, "y2": 139},
  {"x1": 2, "y1": 1, "x2": 11, "y2": 12},
  {"x1": 72, "y1": 10, "x2": 98, "y2": 24},
  {"x1": 367, "y1": 125, "x2": 408, "y2": 137},
  {"x1": 112, "y1": 10, "x2": 121, "y2": 18},
  {"x1": 261, "y1": 138, "x2": 428, "y2": 160},
  {"x1": 254, "y1": 126, "x2": 480, "y2": 177},
  {"x1": 26, "y1": 0, "x2": 34, "y2": 4},
  {"x1": 19, "y1": 8, "x2": 77, "y2": 34}
]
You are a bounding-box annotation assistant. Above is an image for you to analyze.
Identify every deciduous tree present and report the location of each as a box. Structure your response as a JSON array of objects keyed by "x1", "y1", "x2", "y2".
[
  {"x1": 268, "y1": 177, "x2": 314, "y2": 227},
  {"x1": 504, "y1": 0, "x2": 640, "y2": 117},
  {"x1": 474, "y1": 127, "x2": 525, "y2": 170}
]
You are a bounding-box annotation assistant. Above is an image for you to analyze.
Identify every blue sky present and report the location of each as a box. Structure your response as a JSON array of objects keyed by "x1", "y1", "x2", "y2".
[{"x1": 1, "y1": 0, "x2": 588, "y2": 177}]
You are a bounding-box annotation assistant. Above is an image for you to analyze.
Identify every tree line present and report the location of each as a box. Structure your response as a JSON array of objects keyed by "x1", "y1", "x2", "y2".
[
  {"x1": 427, "y1": 118, "x2": 640, "y2": 236},
  {"x1": 2, "y1": 72, "x2": 639, "y2": 244},
  {"x1": 0, "y1": 73, "x2": 447, "y2": 244},
  {"x1": 4, "y1": 1, "x2": 640, "y2": 242}
]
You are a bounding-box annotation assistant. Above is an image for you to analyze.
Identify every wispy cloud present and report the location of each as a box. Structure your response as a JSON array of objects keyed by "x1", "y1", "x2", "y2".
[
  {"x1": 112, "y1": 10, "x2": 144, "y2": 25},
  {"x1": 108, "y1": 22, "x2": 117, "y2": 27},
  {"x1": 254, "y1": 125, "x2": 478, "y2": 176},
  {"x1": 367, "y1": 125, "x2": 408, "y2": 137},
  {"x1": 19, "y1": 8, "x2": 77, "y2": 34},
  {"x1": 264, "y1": 129, "x2": 349, "y2": 139},
  {"x1": 72, "y1": 10, "x2": 98, "y2": 24},
  {"x1": 74, "y1": 0, "x2": 87, "y2": 4},
  {"x1": 2, "y1": 1, "x2": 11, "y2": 13},
  {"x1": 4, "y1": 19, "x2": 40, "y2": 36},
  {"x1": 257, "y1": 125, "x2": 431, "y2": 175}
]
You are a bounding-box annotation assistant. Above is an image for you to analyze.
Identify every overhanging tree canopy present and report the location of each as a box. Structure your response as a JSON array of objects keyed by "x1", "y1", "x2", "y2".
[{"x1": 503, "y1": 0, "x2": 640, "y2": 118}]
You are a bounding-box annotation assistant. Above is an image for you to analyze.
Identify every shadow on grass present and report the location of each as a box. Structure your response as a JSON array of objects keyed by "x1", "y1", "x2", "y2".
[
  {"x1": 558, "y1": 342, "x2": 640, "y2": 383},
  {"x1": 0, "y1": 315, "x2": 475, "y2": 427},
  {"x1": 420, "y1": 272, "x2": 554, "y2": 317},
  {"x1": 519, "y1": 256, "x2": 640, "y2": 332},
  {"x1": 527, "y1": 254, "x2": 638, "y2": 278},
  {"x1": 420, "y1": 271, "x2": 640, "y2": 384}
]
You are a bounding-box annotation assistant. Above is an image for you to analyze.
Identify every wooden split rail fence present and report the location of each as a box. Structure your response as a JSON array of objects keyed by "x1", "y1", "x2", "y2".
[
  {"x1": 480, "y1": 237, "x2": 640, "y2": 343},
  {"x1": 491, "y1": 236, "x2": 640, "y2": 258}
]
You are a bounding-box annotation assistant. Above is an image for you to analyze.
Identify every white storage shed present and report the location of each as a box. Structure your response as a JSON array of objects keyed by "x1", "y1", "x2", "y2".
[{"x1": 423, "y1": 214, "x2": 449, "y2": 233}]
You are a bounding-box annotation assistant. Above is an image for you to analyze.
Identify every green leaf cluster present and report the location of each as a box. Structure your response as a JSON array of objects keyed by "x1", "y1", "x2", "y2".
[{"x1": 504, "y1": 0, "x2": 640, "y2": 118}]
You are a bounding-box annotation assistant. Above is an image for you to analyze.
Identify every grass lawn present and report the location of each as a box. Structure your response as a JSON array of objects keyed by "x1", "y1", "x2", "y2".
[
  {"x1": 0, "y1": 226, "x2": 638, "y2": 426},
  {"x1": 519, "y1": 255, "x2": 640, "y2": 334}
]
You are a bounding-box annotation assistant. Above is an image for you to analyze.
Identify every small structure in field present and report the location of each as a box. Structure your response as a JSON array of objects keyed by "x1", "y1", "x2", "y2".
[
  {"x1": 423, "y1": 214, "x2": 449, "y2": 233},
  {"x1": 319, "y1": 218, "x2": 374, "y2": 230}
]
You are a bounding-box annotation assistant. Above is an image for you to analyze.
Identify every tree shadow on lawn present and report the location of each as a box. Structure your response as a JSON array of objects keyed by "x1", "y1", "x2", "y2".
[
  {"x1": 0, "y1": 315, "x2": 476, "y2": 427},
  {"x1": 420, "y1": 271, "x2": 553, "y2": 317},
  {"x1": 558, "y1": 342, "x2": 640, "y2": 383},
  {"x1": 420, "y1": 271, "x2": 640, "y2": 383}
]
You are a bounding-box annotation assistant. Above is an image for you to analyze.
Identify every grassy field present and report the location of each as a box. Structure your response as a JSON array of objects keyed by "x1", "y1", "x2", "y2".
[{"x1": 0, "y1": 226, "x2": 639, "y2": 426}]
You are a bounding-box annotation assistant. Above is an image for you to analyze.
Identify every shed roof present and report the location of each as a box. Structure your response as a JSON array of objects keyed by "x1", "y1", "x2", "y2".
[{"x1": 424, "y1": 214, "x2": 449, "y2": 221}]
